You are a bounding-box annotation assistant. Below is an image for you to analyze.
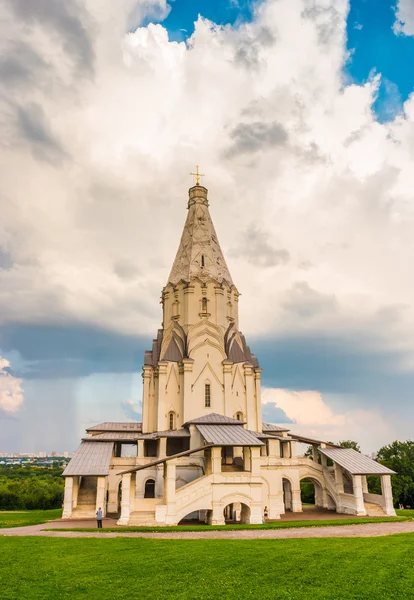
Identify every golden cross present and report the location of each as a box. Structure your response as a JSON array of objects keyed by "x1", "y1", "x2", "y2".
[{"x1": 190, "y1": 165, "x2": 205, "y2": 186}]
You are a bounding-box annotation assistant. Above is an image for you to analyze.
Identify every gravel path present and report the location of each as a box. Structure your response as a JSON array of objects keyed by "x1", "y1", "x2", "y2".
[{"x1": 1, "y1": 521, "x2": 414, "y2": 539}]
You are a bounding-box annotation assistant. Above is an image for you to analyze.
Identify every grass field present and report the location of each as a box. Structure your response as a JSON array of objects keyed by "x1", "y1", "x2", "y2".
[
  {"x1": 45, "y1": 515, "x2": 409, "y2": 533},
  {"x1": 1, "y1": 535, "x2": 414, "y2": 599},
  {"x1": 0, "y1": 509, "x2": 62, "y2": 528}
]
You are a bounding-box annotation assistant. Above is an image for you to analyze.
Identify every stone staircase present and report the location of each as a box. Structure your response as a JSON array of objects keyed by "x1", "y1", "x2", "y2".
[
  {"x1": 128, "y1": 511, "x2": 157, "y2": 526},
  {"x1": 73, "y1": 476, "x2": 97, "y2": 517},
  {"x1": 364, "y1": 502, "x2": 385, "y2": 516}
]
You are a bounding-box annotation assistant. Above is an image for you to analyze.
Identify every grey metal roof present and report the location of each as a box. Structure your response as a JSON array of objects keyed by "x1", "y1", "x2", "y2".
[
  {"x1": 319, "y1": 448, "x2": 396, "y2": 475},
  {"x1": 289, "y1": 433, "x2": 340, "y2": 448},
  {"x1": 196, "y1": 424, "x2": 264, "y2": 446},
  {"x1": 63, "y1": 442, "x2": 114, "y2": 476},
  {"x1": 84, "y1": 429, "x2": 190, "y2": 442},
  {"x1": 262, "y1": 422, "x2": 290, "y2": 432},
  {"x1": 157, "y1": 429, "x2": 191, "y2": 438},
  {"x1": 83, "y1": 432, "x2": 156, "y2": 441},
  {"x1": 185, "y1": 413, "x2": 245, "y2": 425},
  {"x1": 257, "y1": 433, "x2": 292, "y2": 441},
  {"x1": 86, "y1": 422, "x2": 142, "y2": 432}
]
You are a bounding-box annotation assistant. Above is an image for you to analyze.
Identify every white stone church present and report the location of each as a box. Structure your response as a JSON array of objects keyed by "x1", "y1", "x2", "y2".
[{"x1": 63, "y1": 181, "x2": 396, "y2": 525}]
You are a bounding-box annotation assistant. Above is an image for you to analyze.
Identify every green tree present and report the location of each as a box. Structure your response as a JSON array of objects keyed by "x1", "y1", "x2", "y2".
[
  {"x1": 338, "y1": 440, "x2": 361, "y2": 452},
  {"x1": 376, "y1": 440, "x2": 414, "y2": 507}
]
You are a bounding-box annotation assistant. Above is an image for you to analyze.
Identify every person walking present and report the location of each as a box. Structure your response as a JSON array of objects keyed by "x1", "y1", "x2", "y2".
[{"x1": 96, "y1": 507, "x2": 103, "y2": 528}]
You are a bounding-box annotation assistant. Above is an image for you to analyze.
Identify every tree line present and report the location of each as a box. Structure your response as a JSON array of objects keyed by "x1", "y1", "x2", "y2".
[{"x1": 0, "y1": 466, "x2": 64, "y2": 510}]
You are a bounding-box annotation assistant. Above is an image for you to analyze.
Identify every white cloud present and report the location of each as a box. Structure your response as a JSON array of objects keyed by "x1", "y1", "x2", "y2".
[
  {"x1": 262, "y1": 388, "x2": 394, "y2": 452},
  {"x1": 394, "y1": 0, "x2": 414, "y2": 36},
  {"x1": 0, "y1": 0, "x2": 413, "y2": 371},
  {"x1": 0, "y1": 357, "x2": 24, "y2": 414}
]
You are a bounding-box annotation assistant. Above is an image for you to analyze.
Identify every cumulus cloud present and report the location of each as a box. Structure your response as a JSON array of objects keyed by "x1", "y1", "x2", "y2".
[
  {"x1": 0, "y1": 0, "x2": 413, "y2": 368},
  {"x1": 0, "y1": 357, "x2": 24, "y2": 414},
  {"x1": 262, "y1": 388, "x2": 394, "y2": 452},
  {"x1": 394, "y1": 0, "x2": 414, "y2": 36}
]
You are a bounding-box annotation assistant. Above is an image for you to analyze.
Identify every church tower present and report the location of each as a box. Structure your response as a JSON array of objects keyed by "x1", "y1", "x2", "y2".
[{"x1": 141, "y1": 183, "x2": 262, "y2": 433}]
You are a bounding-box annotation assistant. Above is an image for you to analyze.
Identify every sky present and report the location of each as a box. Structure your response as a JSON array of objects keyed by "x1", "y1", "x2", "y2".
[{"x1": 1, "y1": 0, "x2": 414, "y2": 453}]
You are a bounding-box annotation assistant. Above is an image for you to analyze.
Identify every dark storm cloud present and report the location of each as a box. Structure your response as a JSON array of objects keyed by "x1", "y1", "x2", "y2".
[
  {"x1": 229, "y1": 225, "x2": 290, "y2": 267},
  {"x1": 17, "y1": 103, "x2": 67, "y2": 163},
  {"x1": 262, "y1": 402, "x2": 294, "y2": 424},
  {"x1": 0, "y1": 42, "x2": 48, "y2": 87},
  {"x1": 226, "y1": 121, "x2": 288, "y2": 157},
  {"x1": 5, "y1": 0, "x2": 95, "y2": 74},
  {"x1": 252, "y1": 333, "x2": 414, "y2": 407},
  {"x1": 282, "y1": 282, "x2": 338, "y2": 319},
  {"x1": 0, "y1": 249, "x2": 13, "y2": 270},
  {"x1": 0, "y1": 322, "x2": 150, "y2": 380}
]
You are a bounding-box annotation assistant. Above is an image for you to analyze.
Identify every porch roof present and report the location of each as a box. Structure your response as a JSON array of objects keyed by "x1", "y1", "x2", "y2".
[
  {"x1": 196, "y1": 424, "x2": 264, "y2": 446},
  {"x1": 185, "y1": 413, "x2": 245, "y2": 426},
  {"x1": 62, "y1": 441, "x2": 114, "y2": 477},
  {"x1": 319, "y1": 447, "x2": 396, "y2": 475},
  {"x1": 86, "y1": 421, "x2": 142, "y2": 433},
  {"x1": 262, "y1": 422, "x2": 291, "y2": 433}
]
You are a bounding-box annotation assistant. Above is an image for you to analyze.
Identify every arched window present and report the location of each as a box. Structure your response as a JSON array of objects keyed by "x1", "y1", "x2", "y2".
[
  {"x1": 235, "y1": 412, "x2": 243, "y2": 421},
  {"x1": 205, "y1": 383, "x2": 211, "y2": 408},
  {"x1": 169, "y1": 411, "x2": 175, "y2": 430},
  {"x1": 144, "y1": 479, "x2": 155, "y2": 499},
  {"x1": 202, "y1": 297, "x2": 208, "y2": 313}
]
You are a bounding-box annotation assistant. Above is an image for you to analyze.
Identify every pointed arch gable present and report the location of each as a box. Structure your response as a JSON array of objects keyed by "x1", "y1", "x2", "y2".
[
  {"x1": 232, "y1": 363, "x2": 246, "y2": 390},
  {"x1": 189, "y1": 337, "x2": 227, "y2": 360},
  {"x1": 166, "y1": 362, "x2": 180, "y2": 392},
  {"x1": 191, "y1": 361, "x2": 224, "y2": 390}
]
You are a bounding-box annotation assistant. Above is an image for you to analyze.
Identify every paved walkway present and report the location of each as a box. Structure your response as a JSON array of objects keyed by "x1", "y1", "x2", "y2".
[{"x1": 1, "y1": 520, "x2": 414, "y2": 539}]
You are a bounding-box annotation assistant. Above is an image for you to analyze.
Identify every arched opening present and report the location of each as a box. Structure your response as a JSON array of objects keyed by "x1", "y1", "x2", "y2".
[
  {"x1": 300, "y1": 477, "x2": 324, "y2": 511},
  {"x1": 235, "y1": 412, "x2": 243, "y2": 421},
  {"x1": 178, "y1": 510, "x2": 209, "y2": 525},
  {"x1": 223, "y1": 502, "x2": 251, "y2": 524},
  {"x1": 282, "y1": 478, "x2": 293, "y2": 512},
  {"x1": 144, "y1": 479, "x2": 155, "y2": 499}
]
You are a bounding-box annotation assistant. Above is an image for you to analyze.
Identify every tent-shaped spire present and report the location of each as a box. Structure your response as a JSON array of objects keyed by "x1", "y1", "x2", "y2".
[{"x1": 168, "y1": 185, "x2": 234, "y2": 287}]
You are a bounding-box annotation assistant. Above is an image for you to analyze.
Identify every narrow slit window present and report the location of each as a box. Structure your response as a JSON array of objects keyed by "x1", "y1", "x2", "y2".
[
  {"x1": 201, "y1": 255, "x2": 205, "y2": 267},
  {"x1": 169, "y1": 412, "x2": 175, "y2": 430},
  {"x1": 202, "y1": 297, "x2": 208, "y2": 312},
  {"x1": 205, "y1": 384, "x2": 211, "y2": 408}
]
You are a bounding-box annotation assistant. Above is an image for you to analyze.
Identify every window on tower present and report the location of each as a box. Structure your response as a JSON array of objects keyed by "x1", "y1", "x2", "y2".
[
  {"x1": 205, "y1": 383, "x2": 211, "y2": 408},
  {"x1": 202, "y1": 297, "x2": 208, "y2": 313},
  {"x1": 169, "y1": 411, "x2": 176, "y2": 430},
  {"x1": 201, "y1": 255, "x2": 205, "y2": 267}
]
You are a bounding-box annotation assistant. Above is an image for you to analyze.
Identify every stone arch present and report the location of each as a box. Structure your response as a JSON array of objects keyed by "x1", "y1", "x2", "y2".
[{"x1": 299, "y1": 475, "x2": 324, "y2": 507}]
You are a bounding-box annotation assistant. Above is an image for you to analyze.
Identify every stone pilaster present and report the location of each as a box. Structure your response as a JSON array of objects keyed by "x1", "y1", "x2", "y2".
[
  {"x1": 254, "y1": 369, "x2": 262, "y2": 433},
  {"x1": 334, "y1": 464, "x2": 344, "y2": 494},
  {"x1": 95, "y1": 476, "x2": 106, "y2": 516},
  {"x1": 244, "y1": 363, "x2": 256, "y2": 430},
  {"x1": 352, "y1": 475, "x2": 367, "y2": 515},
  {"x1": 223, "y1": 360, "x2": 232, "y2": 416},
  {"x1": 117, "y1": 473, "x2": 131, "y2": 525},
  {"x1": 381, "y1": 475, "x2": 396, "y2": 516},
  {"x1": 62, "y1": 477, "x2": 73, "y2": 518},
  {"x1": 156, "y1": 361, "x2": 168, "y2": 432}
]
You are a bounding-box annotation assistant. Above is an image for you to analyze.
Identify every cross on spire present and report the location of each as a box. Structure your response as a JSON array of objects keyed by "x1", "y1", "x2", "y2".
[{"x1": 190, "y1": 165, "x2": 205, "y2": 186}]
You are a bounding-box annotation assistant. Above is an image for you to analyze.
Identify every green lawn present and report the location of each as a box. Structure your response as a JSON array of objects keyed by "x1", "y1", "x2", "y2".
[
  {"x1": 1, "y1": 535, "x2": 414, "y2": 599},
  {"x1": 45, "y1": 515, "x2": 409, "y2": 533},
  {"x1": 0, "y1": 509, "x2": 62, "y2": 528}
]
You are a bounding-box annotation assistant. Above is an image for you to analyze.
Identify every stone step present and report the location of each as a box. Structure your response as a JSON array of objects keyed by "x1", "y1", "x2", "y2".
[
  {"x1": 364, "y1": 502, "x2": 385, "y2": 516},
  {"x1": 128, "y1": 511, "x2": 157, "y2": 526}
]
